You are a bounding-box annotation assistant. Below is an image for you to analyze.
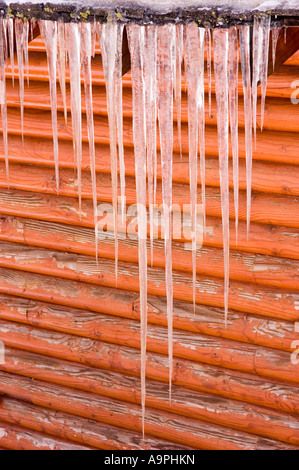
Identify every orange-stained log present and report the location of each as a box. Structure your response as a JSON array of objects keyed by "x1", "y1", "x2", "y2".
[
  {"x1": 0, "y1": 396, "x2": 187, "y2": 450},
  {"x1": 0, "y1": 161, "x2": 299, "y2": 230},
  {"x1": 0, "y1": 421, "x2": 92, "y2": 450},
  {"x1": 2, "y1": 346, "x2": 299, "y2": 420},
  {"x1": 1, "y1": 347, "x2": 299, "y2": 446},
  {"x1": 1, "y1": 135, "x2": 299, "y2": 197},
  {"x1": 3, "y1": 106, "x2": 299, "y2": 165},
  {"x1": 0, "y1": 372, "x2": 297, "y2": 450},
  {"x1": 0, "y1": 316, "x2": 297, "y2": 385},
  {"x1": 0, "y1": 244, "x2": 298, "y2": 323},
  {"x1": 0, "y1": 217, "x2": 299, "y2": 293},
  {"x1": 0, "y1": 284, "x2": 295, "y2": 353}
]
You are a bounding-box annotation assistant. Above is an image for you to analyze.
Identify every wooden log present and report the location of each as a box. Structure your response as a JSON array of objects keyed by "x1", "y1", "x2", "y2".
[
  {"x1": 0, "y1": 372, "x2": 296, "y2": 450},
  {"x1": 0, "y1": 396, "x2": 186, "y2": 450},
  {"x1": 0, "y1": 421, "x2": 92, "y2": 450},
  {"x1": 0, "y1": 162, "x2": 299, "y2": 230},
  {"x1": 1, "y1": 134, "x2": 299, "y2": 197},
  {"x1": 0, "y1": 240, "x2": 298, "y2": 323},
  {"x1": 2, "y1": 345, "x2": 299, "y2": 420},
  {"x1": 3, "y1": 106, "x2": 299, "y2": 166},
  {"x1": 1, "y1": 192, "x2": 299, "y2": 261},
  {"x1": 0, "y1": 316, "x2": 297, "y2": 385},
  {"x1": 268, "y1": 27, "x2": 299, "y2": 76},
  {"x1": 0, "y1": 290, "x2": 295, "y2": 353},
  {"x1": 1, "y1": 215, "x2": 299, "y2": 293},
  {"x1": 5, "y1": 77, "x2": 299, "y2": 134},
  {"x1": 2, "y1": 347, "x2": 299, "y2": 446}
]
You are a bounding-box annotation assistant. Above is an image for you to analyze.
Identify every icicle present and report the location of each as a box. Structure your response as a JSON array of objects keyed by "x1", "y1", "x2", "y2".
[
  {"x1": 66, "y1": 23, "x2": 82, "y2": 212},
  {"x1": 3, "y1": 19, "x2": 7, "y2": 60},
  {"x1": 42, "y1": 20, "x2": 59, "y2": 193},
  {"x1": 15, "y1": 19, "x2": 25, "y2": 141},
  {"x1": 57, "y1": 22, "x2": 67, "y2": 124},
  {"x1": 0, "y1": 18, "x2": 9, "y2": 183},
  {"x1": 80, "y1": 22, "x2": 98, "y2": 262},
  {"x1": 228, "y1": 27, "x2": 239, "y2": 241},
  {"x1": 213, "y1": 28, "x2": 230, "y2": 327},
  {"x1": 206, "y1": 28, "x2": 212, "y2": 118},
  {"x1": 127, "y1": 24, "x2": 148, "y2": 438},
  {"x1": 100, "y1": 21, "x2": 125, "y2": 281},
  {"x1": 157, "y1": 24, "x2": 175, "y2": 402},
  {"x1": 143, "y1": 25, "x2": 157, "y2": 266},
  {"x1": 185, "y1": 23, "x2": 205, "y2": 312},
  {"x1": 272, "y1": 26, "x2": 280, "y2": 71},
  {"x1": 252, "y1": 15, "x2": 271, "y2": 140},
  {"x1": 175, "y1": 24, "x2": 183, "y2": 160},
  {"x1": 260, "y1": 16, "x2": 271, "y2": 131},
  {"x1": 239, "y1": 25, "x2": 253, "y2": 237},
  {"x1": 8, "y1": 18, "x2": 14, "y2": 87},
  {"x1": 252, "y1": 17, "x2": 262, "y2": 144},
  {"x1": 23, "y1": 19, "x2": 29, "y2": 86}
]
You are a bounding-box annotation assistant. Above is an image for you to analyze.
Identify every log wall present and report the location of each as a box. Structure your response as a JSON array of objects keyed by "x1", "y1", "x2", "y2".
[{"x1": 0, "y1": 33, "x2": 298, "y2": 450}]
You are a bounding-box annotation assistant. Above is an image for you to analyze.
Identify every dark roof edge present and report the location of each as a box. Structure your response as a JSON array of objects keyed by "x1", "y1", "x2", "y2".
[{"x1": 0, "y1": 3, "x2": 299, "y2": 27}]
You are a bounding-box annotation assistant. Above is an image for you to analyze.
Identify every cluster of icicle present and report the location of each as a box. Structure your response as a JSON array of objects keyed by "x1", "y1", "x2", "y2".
[{"x1": 0, "y1": 16, "x2": 280, "y2": 436}]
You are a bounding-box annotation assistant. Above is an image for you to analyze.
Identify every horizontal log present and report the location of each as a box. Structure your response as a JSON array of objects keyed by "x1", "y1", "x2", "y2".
[
  {"x1": 0, "y1": 421, "x2": 92, "y2": 450},
  {"x1": 1, "y1": 135, "x2": 299, "y2": 198},
  {"x1": 0, "y1": 314, "x2": 297, "y2": 386},
  {"x1": 0, "y1": 290, "x2": 295, "y2": 353},
  {"x1": 2, "y1": 346, "x2": 299, "y2": 445},
  {"x1": 0, "y1": 395, "x2": 186, "y2": 450},
  {"x1": 21, "y1": 46, "x2": 299, "y2": 102},
  {"x1": 5, "y1": 77, "x2": 299, "y2": 134},
  {"x1": 0, "y1": 240, "x2": 298, "y2": 323},
  {"x1": 1, "y1": 215, "x2": 299, "y2": 293},
  {"x1": 1, "y1": 192, "x2": 299, "y2": 261},
  {"x1": 3, "y1": 106, "x2": 299, "y2": 167},
  {"x1": 3, "y1": 346, "x2": 299, "y2": 426},
  {"x1": 0, "y1": 371, "x2": 296, "y2": 450}
]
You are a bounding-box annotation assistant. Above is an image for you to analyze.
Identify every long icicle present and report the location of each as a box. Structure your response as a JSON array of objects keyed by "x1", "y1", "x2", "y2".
[
  {"x1": 100, "y1": 22, "x2": 125, "y2": 282},
  {"x1": 0, "y1": 18, "x2": 8, "y2": 183},
  {"x1": 57, "y1": 22, "x2": 67, "y2": 124},
  {"x1": 213, "y1": 28, "x2": 230, "y2": 327},
  {"x1": 175, "y1": 24, "x2": 183, "y2": 161},
  {"x1": 8, "y1": 18, "x2": 14, "y2": 87},
  {"x1": 15, "y1": 19, "x2": 25, "y2": 141},
  {"x1": 81, "y1": 22, "x2": 98, "y2": 263},
  {"x1": 228, "y1": 27, "x2": 239, "y2": 242},
  {"x1": 271, "y1": 26, "x2": 281, "y2": 71},
  {"x1": 143, "y1": 25, "x2": 157, "y2": 267},
  {"x1": 66, "y1": 23, "x2": 82, "y2": 213},
  {"x1": 114, "y1": 24, "x2": 126, "y2": 223},
  {"x1": 157, "y1": 24, "x2": 175, "y2": 402},
  {"x1": 260, "y1": 15, "x2": 271, "y2": 131},
  {"x1": 42, "y1": 20, "x2": 59, "y2": 193},
  {"x1": 23, "y1": 19, "x2": 29, "y2": 86},
  {"x1": 206, "y1": 28, "x2": 212, "y2": 118},
  {"x1": 185, "y1": 24, "x2": 205, "y2": 313},
  {"x1": 127, "y1": 24, "x2": 148, "y2": 438},
  {"x1": 252, "y1": 16, "x2": 262, "y2": 145},
  {"x1": 239, "y1": 25, "x2": 253, "y2": 238}
]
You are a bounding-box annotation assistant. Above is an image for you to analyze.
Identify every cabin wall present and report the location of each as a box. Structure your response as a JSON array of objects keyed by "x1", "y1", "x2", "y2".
[{"x1": 0, "y1": 33, "x2": 298, "y2": 450}]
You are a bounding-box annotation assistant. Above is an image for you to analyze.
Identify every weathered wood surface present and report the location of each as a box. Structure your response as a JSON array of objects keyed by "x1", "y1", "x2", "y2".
[
  {"x1": 0, "y1": 372, "x2": 297, "y2": 451},
  {"x1": 1, "y1": 135, "x2": 299, "y2": 197},
  {"x1": 1, "y1": 347, "x2": 299, "y2": 445},
  {"x1": 0, "y1": 421, "x2": 93, "y2": 450},
  {"x1": 0, "y1": 396, "x2": 188, "y2": 450}
]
